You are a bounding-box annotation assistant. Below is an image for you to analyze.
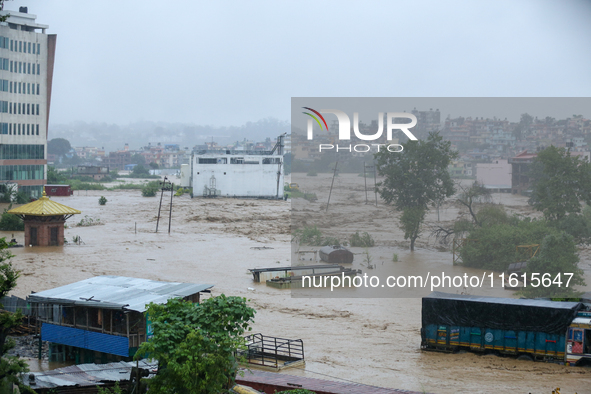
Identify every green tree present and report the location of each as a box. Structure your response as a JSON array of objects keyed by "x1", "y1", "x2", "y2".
[
  {"x1": 0, "y1": 239, "x2": 29, "y2": 388},
  {"x1": 132, "y1": 164, "x2": 150, "y2": 177},
  {"x1": 47, "y1": 166, "x2": 68, "y2": 184},
  {"x1": 375, "y1": 132, "x2": 457, "y2": 251},
  {"x1": 135, "y1": 295, "x2": 255, "y2": 394},
  {"x1": 47, "y1": 138, "x2": 72, "y2": 157},
  {"x1": 149, "y1": 162, "x2": 159, "y2": 170},
  {"x1": 131, "y1": 154, "x2": 146, "y2": 166},
  {"x1": 528, "y1": 145, "x2": 591, "y2": 221},
  {"x1": 520, "y1": 232, "x2": 585, "y2": 298}
]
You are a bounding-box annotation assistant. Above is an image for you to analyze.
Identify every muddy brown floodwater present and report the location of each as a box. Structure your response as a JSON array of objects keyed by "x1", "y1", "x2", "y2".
[{"x1": 4, "y1": 173, "x2": 591, "y2": 394}]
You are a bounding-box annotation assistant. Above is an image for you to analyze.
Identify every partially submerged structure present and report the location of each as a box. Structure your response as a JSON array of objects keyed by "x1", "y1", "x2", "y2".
[
  {"x1": 181, "y1": 135, "x2": 285, "y2": 199},
  {"x1": 27, "y1": 276, "x2": 214, "y2": 364},
  {"x1": 319, "y1": 245, "x2": 354, "y2": 264},
  {"x1": 7, "y1": 191, "x2": 81, "y2": 246},
  {"x1": 249, "y1": 264, "x2": 361, "y2": 289}
]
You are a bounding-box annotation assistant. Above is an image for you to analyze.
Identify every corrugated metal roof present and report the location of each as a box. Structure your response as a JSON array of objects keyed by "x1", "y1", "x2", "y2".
[
  {"x1": 28, "y1": 275, "x2": 214, "y2": 312},
  {"x1": 7, "y1": 192, "x2": 81, "y2": 216},
  {"x1": 21, "y1": 360, "x2": 158, "y2": 389}
]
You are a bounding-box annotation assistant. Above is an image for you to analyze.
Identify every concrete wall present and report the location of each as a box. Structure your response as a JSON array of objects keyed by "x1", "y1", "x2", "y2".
[
  {"x1": 192, "y1": 154, "x2": 283, "y2": 198},
  {"x1": 476, "y1": 159, "x2": 511, "y2": 187}
]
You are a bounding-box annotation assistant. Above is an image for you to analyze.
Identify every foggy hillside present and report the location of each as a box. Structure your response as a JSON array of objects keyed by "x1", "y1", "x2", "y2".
[{"x1": 47, "y1": 118, "x2": 290, "y2": 151}]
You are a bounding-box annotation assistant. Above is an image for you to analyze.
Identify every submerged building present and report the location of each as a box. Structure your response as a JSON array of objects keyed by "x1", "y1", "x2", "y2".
[
  {"x1": 181, "y1": 134, "x2": 285, "y2": 199},
  {"x1": 0, "y1": 7, "x2": 56, "y2": 198},
  {"x1": 28, "y1": 276, "x2": 214, "y2": 364}
]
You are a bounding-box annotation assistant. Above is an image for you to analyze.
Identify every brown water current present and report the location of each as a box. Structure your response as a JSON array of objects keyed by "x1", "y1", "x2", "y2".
[{"x1": 4, "y1": 174, "x2": 591, "y2": 393}]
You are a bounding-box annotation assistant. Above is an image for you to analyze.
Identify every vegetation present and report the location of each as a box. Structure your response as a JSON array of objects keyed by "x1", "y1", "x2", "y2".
[
  {"x1": 76, "y1": 216, "x2": 101, "y2": 227},
  {"x1": 131, "y1": 164, "x2": 150, "y2": 177},
  {"x1": 520, "y1": 232, "x2": 585, "y2": 298},
  {"x1": 306, "y1": 170, "x2": 318, "y2": 176},
  {"x1": 47, "y1": 138, "x2": 72, "y2": 157},
  {"x1": 0, "y1": 238, "x2": 30, "y2": 390},
  {"x1": 375, "y1": 132, "x2": 457, "y2": 251},
  {"x1": 0, "y1": 185, "x2": 29, "y2": 204},
  {"x1": 528, "y1": 145, "x2": 591, "y2": 221},
  {"x1": 98, "y1": 196, "x2": 107, "y2": 205},
  {"x1": 292, "y1": 226, "x2": 342, "y2": 246},
  {"x1": 348, "y1": 231, "x2": 375, "y2": 247},
  {"x1": 142, "y1": 181, "x2": 161, "y2": 197},
  {"x1": 96, "y1": 382, "x2": 124, "y2": 394},
  {"x1": 392, "y1": 253, "x2": 399, "y2": 262},
  {"x1": 276, "y1": 390, "x2": 316, "y2": 394},
  {"x1": 0, "y1": 206, "x2": 23, "y2": 231},
  {"x1": 135, "y1": 295, "x2": 255, "y2": 394}
]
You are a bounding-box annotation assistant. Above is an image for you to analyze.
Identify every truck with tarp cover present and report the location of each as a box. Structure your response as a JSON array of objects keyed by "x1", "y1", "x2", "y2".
[{"x1": 421, "y1": 292, "x2": 591, "y2": 365}]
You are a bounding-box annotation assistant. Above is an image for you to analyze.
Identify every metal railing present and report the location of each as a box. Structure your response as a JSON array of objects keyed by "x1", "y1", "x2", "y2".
[{"x1": 241, "y1": 333, "x2": 304, "y2": 368}]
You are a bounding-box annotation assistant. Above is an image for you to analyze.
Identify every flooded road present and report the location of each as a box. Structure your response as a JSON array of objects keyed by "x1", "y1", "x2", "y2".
[{"x1": 5, "y1": 174, "x2": 591, "y2": 393}]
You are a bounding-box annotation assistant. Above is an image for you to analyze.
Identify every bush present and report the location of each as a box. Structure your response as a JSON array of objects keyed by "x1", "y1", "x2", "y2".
[
  {"x1": 460, "y1": 218, "x2": 561, "y2": 271},
  {"x1": 109, "y1": 183, "x2": 144, "y2": 190},
  {"x1": 306, "y1": 170, "x2": 318, "y2": 176},
  {"x1": 0, "y1": 206, "x2": 23, "y2": 231},
  {"x1": 521, "y1": 232, "x2": 586, "y2": 298},
  {"x1": 76, "y1": 216, "x2": 101, "y2": 227},
  {"x1": 98, "y1": 196, "x2": 107, "y2": 205},
  {"x1": 142, "y1": 181, "x2": 160, "y2": 197},
  {"x1": 392, "y1": 253, "x2": 398, "y2": 262},
  {"x1": 68, "y1": 180, "x2": 106, "y2": 191},
  {"x1": 349, "y1": 231, "x2": 375, "y2": 247},
  {"x1": 292, "y1": 225, "x2": 341, "y2": 246}
]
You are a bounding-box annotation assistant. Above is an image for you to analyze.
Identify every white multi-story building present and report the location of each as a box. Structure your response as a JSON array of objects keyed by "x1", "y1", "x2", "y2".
[
  {"x1": 181, "y1": 135, "x2": 285, "y2": 199},
  {"x1": 0, "y1": 7, "x2": 55, "y2": 198}
]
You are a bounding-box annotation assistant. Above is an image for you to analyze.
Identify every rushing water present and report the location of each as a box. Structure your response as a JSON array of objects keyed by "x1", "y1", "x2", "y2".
[{"x1": 4, "y1": 176, "x2": 591, "y2": 393}]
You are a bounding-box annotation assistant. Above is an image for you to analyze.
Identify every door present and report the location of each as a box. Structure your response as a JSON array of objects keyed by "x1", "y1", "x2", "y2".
[
  {"x1": 50, "y1": 227, "x2": 58, "y2": 246},
  {"x1": 30, "y1": 227, "x2": 37, "y2": 246}
]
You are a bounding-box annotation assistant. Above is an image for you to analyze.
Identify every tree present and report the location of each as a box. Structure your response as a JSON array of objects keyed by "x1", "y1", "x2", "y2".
[
  {"x1": 47, "y1": 138, "x2": 72, "y2": 157},
  {"x1": 521, "y1": 232, "x2": 585, "y2": 298},
  {"x1": 135, "y1": 295, "x2": 255, "y2": 394},
  {"x1": 131, "y1": 154, "x2": 146, "y2": 166},
  {"x1": 528, "y1": 145, "x2": 591, "y2": 221},
  {"x1": 149, "y1": 162, "x2": 159, "y2": 170},
  {"x1": 0, "y1": 239, "x2": 29, "y2": 388},
  {"x1": 375, "y1": 132, "x2": 457, "y2": 251},
  {"x1": 131, "y1": 164, "x2": 150, "y2": 177}
]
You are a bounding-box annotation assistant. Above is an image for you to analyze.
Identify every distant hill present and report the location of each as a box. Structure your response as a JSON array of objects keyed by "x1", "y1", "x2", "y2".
[{"x1": 48, "y1": 118, "x2": 290, "y2": 152}]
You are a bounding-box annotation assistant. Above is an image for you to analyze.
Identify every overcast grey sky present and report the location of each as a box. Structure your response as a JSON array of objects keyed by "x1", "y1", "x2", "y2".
[{"x1": 6, "y1": 0, "x2": 591, "y2": 126}]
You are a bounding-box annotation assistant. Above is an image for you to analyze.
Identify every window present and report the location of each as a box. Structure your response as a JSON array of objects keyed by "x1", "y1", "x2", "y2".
[
  {"x1": 18, "y1": 82, "x2": 21, "y2": 94},
  {"x1": 27, "y1": 83, "x2": 30, "y2": 94},
  {"x1": 18, "y1": 41, "x2": 22, "y2": 52},
  {"x1": 27, "y1": 104, "x2": 30, "y2": 115},
  {"x1": 32, "y1": 43, "x2": 35, "y2": 54},
  {"x1": 27, "y1": 63, "x2": 30, "y2": 74},
  {"x1": 36, "y1": 104, "x2": 39, "y2": 115},
  {"x1": 37, "y1": 64, "x2": 40, "y2": 74},
  {"x1": 36, "y1": 84, "x2": 39, "y2": 95},
  {"x1": 17, "y1": 124, "x2": 20, "y2": 135},
  {"x1": 9, "y1": 40, "x2": 12, "y2": 51},
  {"x1": 28, "y1": 42, "x2": 31, "y2": 53},
  {"x1": 18, "y1": 62, "x2": 21, "y2": 73},
  {"x1": 27, "y1": 124, "x2": 29, "y2": 135},
  {"x1": 8, "y1": 124, "x2": 11, "y2": 135},
  {"x1": 0, "y1": 80, "x2": 7, "y2": 92},
  {"x1": 17, "y1": 103, "x2": 20, "y2": 114},
  {"x1": 37, "y1": 43, "x2": 40, "y2": 55},
  {"x1": 36, "y1": 124, "x2": 39, "y2": 135}
]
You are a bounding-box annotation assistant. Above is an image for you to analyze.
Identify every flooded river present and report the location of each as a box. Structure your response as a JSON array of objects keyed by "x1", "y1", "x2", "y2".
[{"x1": 5, "y1": 174, "x2": 591, "y2": 393}]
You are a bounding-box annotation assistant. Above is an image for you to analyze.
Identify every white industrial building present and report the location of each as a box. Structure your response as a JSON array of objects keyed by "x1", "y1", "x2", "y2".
[{"x1": 180, "y1": 135, "x2": 285, "y2": 199}]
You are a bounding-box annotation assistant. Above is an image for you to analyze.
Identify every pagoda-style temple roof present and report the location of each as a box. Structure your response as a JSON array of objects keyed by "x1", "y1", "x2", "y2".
[{"x1": 7, "y1": 192, "x2": 81, "y2": 218}]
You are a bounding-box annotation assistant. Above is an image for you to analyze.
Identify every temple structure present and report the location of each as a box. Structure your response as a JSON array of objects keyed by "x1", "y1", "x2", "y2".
[{"x1": 7, "y1": 191, "x2": 80, "y2": 246}]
